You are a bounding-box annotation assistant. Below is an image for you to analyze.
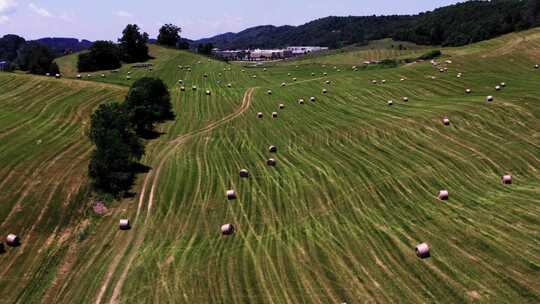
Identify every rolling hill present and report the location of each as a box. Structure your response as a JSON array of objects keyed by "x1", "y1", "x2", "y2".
[{"x1": 1, "y1": 27, "x2": 539, "y2": 303}]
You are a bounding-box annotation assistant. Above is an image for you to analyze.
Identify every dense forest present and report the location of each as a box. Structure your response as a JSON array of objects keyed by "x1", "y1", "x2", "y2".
[{"x1": 196, "y1": 0, "x2": 540, "y2": 49}]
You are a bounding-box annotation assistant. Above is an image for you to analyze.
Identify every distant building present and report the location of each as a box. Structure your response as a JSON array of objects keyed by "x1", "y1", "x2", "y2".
[
  {"x1": 287, "y1": 46, "x2": 329, "y2": 55},
  {"x1": 0, "y1": 60, "x2": 10, "y2": 71},
  {"x1": 249, "y1": 49, "x2": 292, "y2": 61}
]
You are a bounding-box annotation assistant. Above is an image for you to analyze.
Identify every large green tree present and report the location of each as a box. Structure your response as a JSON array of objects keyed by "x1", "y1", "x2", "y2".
[
  {"x1": 157, "y1": 24, "x2": 181, "y2": 47},
  {"x1": 118, "y1": 24, "x2": 149, "y2": 63},
  {"x1": 123, "y1": 77, "x2": 175, "y2": 137},
  {"x1": 88, "y1": 102, "x2": 144, "y2": 195},
  {"x1": 16, "y1": 42, "x2": 59, "y2": 75},
  {"x1": 78, "y1": 40, "x2": 121, "y2": 72}
]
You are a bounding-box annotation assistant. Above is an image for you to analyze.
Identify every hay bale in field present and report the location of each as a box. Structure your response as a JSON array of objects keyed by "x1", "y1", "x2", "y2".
[
  {"x1": 325, "y1": 80, "x2": 331, "y2": 84},
  {"x1": 415, "y1": 243, "x2": 430, "y2": 259},
  {"x1": 226, "y1": 190, "x2": 237, "y2": 200},
  {"x1": 267, "y1": 158, "x2": 277, "y2": 166},
  {"x1": 192, "y1": 85, "x2": 197, "y2": 91},
  {"x1": 6, "y1": 234, "x2": 20, "y2": 247},
  {"x1": 279, "y1": 103, "x2": 285, "y2": 109},
  {"x1": 268, "y1": 145, "x2": 277, "y2": 153},
  {"x1": 267, "y1": 90, "x2": 272, "y2": 95},
  {"x1": 178, "y1": 80, "x2": 183, "y2": 84},
  {"x1": 486, "y1": 95, "x2": 494, "y2": 102},
  {"x1": 272, "y1": 112, "x2": 278, "y2": 118},
  {"x1": 252, "y1": 75, "x2": 257, "y2": 78},
  {"x1": 323, "y1": 72, "x2": 328, "y2": 76},
  {"x1": 443, "y1": 117, "x2": 450, "y2": 125},
  {"x1": 500, "y1": 82, "x2": 506, "y2": 87},
  {"x1": 466, "y1": 89, "x2": 471, "y2": 94},
  {"x1": 287, "y1": 73, "x2": 291, "y2": 76},
  {"x1": 205, "y1": 90, "x2": 211, "y2": 95},
  {"x1": 119, "y1": 219, "x2": 131, "y2": 230},
  {"x1": 281, "y1": 82, "x2": 287, "y2": 87},
  {"x1": 502, "y1": 175, "x2": 512, "y2": 184},
  {"x1": 535, "y1": 64, "x2": 539, "y2": 69},
  {"x1": 241, "y1": 69, "x2": 245, "y2": 72},
  {"x1": 387, "y1": 100, "x2": 394, "y2": 106},
  {"x1": 403, "y1": 97, "x2": 409, "y2": 102},
  {"x1": 203, "y1": 73, "x2": 208, "y2": 78},
  {"x1": 221, "y1": 224, "x2": 235, "y2": 235},
  {"x1": 293, "y1": 77, "x2": 297, "y2": 82},
  {"x1": 101, "y1": 74, "x2": 105, "y2": 78},
  {"x1": 126, "y1": 76, "x2": 131, "y2": 80},
  {"x1": 87, "y1": 74, "x2": 92, "y2": 77},
  {"x1": 310, "y1": 96, "x2": 316, "y2": 102},
  {"x1": 298, "y1": 99, "x2": 305, "y2": 104},
  {"x1": 55, "y1": 73, "x2": 61, "y2": 78},
  {"x1": 127, "y1": 71, "x2": 131, "y2": 75},
  {"x1": 495, "y1": 85, "x2": 501, "y2": 91},
  {"x1": 46, "y1": 73, "x2": 51, "y2": 76},
  {"x1": 239, "y1": 169, "x2": 249, "y2": 178},
  {"x1": 227, "y1": 83, "x2": 232, "y2": 88},
  {"x1": 257, "y1": 112, "x2": 263, "y2": 118},
  {"x1": 372, "y1": 80, "x2": 378, "y2": 84},
  {"x1": 218, "y1": 73, "x2": 222, "y2": 77},
  {"x1": 76, "y1": 74, "x2": 82, "y2": 79},
  {"x1": 180, "y1": 86, "x2": 185, "y2": 91},
  {"x1": 400, "y1": 78, "x2": 405, "y2": 82},
  {"x1": 311, "y1": 72, "x2": 316, "y2": 76},
  {"x1": 263, "y1": 68, "x2": 267, "y2": 72},
  {"x1": 438, "y1": 190, "x2": 449, "y2": 200},
  {"x1": 381, "y1": 80, "x2": 386, "y2": 84},
  {"x1": 322, "y1": 89, "x2": 328, "y2": 94}
]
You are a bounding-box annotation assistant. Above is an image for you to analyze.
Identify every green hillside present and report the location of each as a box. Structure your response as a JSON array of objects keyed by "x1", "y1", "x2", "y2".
[{"x1": 1, "y1": 28, "x2": 540, "y2": 303}]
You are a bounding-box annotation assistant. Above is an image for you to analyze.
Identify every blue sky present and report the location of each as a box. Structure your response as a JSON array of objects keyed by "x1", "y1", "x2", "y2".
[{"x1": 0, "y1": 0, "x2": 462, "y2": 41}]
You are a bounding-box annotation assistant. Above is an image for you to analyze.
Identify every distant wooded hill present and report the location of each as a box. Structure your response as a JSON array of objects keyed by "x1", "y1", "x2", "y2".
[{"x1": 195, "y1": 0, "x2": 540, "y2": 49}]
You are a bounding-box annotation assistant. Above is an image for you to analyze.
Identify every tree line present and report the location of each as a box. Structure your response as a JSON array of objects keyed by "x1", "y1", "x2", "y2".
[
  {"x1": 0, "y1": 34, "x2": 59, "y2": 74},
  {"x1": 196, "y1": 0, "x2": 540, "y2": 49},
  {"x1": 88, "y1": 77, "x2": 175, "y2": 196}
]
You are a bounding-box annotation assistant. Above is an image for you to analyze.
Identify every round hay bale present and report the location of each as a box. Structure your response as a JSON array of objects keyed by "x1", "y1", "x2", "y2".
[
  {"x1": 268, "y1": 145, "x2": 277, "y2": 153},
  {"x1": 87, "y1": 74, "x2": 92, "y2": 77},
  {"x1": 267, "y1": 90, "x2": 272, "y2": 95},
  {"x1": 101, "y1": 74, "x2": 105, "y2": 78},
  {"x1": 178, "y1": 80, "x2": 183, "y2": 84},
  {"x1": 226, "y1": 190, "x2": 237, "y2": 200},
  {"x1": 372, "y1": 80, "x2": 378, "y2": 84},
  {"x1": 500, "y1": 82, "x2": 506, "y2": 87},
  {"x1": 387, "y1": 100, "x2": 394, "y2": 106},
  {"x1": 402, "y1": 97, "x2": 409, "y2": 102},
  {"x1": 502, "y1": 174, "x2": 512, "y2": 185},
  {"x1": 221, "y1": 224, "x2": 235, "y2": 235},
  {"x1": 438, "y1": 190, "x2": 449, "y2": 200},
  {"x1": 187, "y1": 68, "x2": 192, "y2": 72},
  {"x1": 119, "y1": 219, "x2": 131, "y2": 230},
  {"x1": 415, "y1": 243, "x2": 430, "y2": 259},
  {"x1": 486, "y1": 95, "x2": 494, "y2": 102},
  {"x1": 241, "y1": 69, "x2": 245, "y2": 72},
  {"x1": 287, "y1": 73, "x2": 291, "y2": 76},
  {"x1": 298, "y1": 99, "x2": 305, "y2": 105},
  {"x1": 272, "y1": 112, "x2": 278, "y2": 118},
  {"x1": 180, "y1": 86, "x2": 185, "y2": 91},
  {"x1": 281, "y1": 82, "x2": 286, "y2": 87},
  {"x1": 325, "y1": 80, "x2": 331, "y2": 84},
  {"x1": 227, "y1": 83, "x2": 232, "y2": 88},
  {"x1": 293, "y1": 78, "x2": 297, "y2": 82},
  {"x1": 466, "y1": 89, "x2": 471, "y2": 94},
  {"x1": 310, "y1": 96, "x2": 316, "y2": 102},
  {"x1": 192, "y1": 85, "x2": 197, "y2": 91},
  {"x1": 400, "y1": 78, "x2": 405, "y2": 82},
  {"x1": 6, "y1": 234, "x2": 20, "y2": 247},
  {"x1": 126, "y1": 76, "x2": 131, "y2": 80},
  {"x1": 267, "y1": 158, "x2": 277, "y2": 166},
  {"x1": 76, "y1": 74, "x2": 82, "y2": 79},
  {"x1": 239, "y1": 169, "x2": 249, "y2": 178},
  {"x1": 55, "y1": 73, "x2": 61, "y2": 78},
  {"x1": 257, "y1": 112, "x2": 263, "y2": 118},
  {"x1": 381, "y1": 80, "x2": 386, "y2": 84},
  {"x1": 263, "y1": 68, "x2": 267, "y2": 72},
  {"x1": 218, "y1": 73, "x2": 222, "y2": 77},
  {"x1": 252, "y1": 75, "x2": 257, "y2": 78},
  {"x1": 205, "y1": 90, "x2": 211, "y2": 95},
  {"x1": 311, "y1": 72, "x2": 315, "y2": 76},
  {"x1": 322, "y1": 89, "x2": 328, "y2": 94},
  {"x1": 323, "y1": 72, "x2": 328, "y2": 76},
  {"x1": 46, "y1": 73, "x2": 50, "y2": 76},
  {"x1": 443, "y1": 117, "x2": 450, "y2": 125},
  {"x1": 279, "y1": 104, "x2": 285, "y2": 109},
  {"x1": 495, "y1": 85, "x2": 501, "y2": 91},
  {"x1": 203, "y1": 73, "x2": 208, "y2": 78},
  {"x1": 127, "y1": 71, "x2": 131, "y2": 75},
  {"x1": 534, "y1": 64, "x2": 539, "y2": 69}
]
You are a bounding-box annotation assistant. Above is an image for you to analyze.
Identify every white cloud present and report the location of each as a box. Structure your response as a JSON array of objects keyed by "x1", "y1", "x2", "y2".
[
  {"x1": 0, "y1": 0, "x2": 17, "y2": 23},
  {"x1": 29, "y1": 2, "x2": 52, "y2": 17},
  {"x1": 114, "y1": 10, "x2": 133, "y2": 18}
]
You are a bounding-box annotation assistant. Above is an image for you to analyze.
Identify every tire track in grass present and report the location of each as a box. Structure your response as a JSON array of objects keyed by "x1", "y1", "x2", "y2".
[{"x1": 93, "y1": 88, "x2": 255, "y2": 304}]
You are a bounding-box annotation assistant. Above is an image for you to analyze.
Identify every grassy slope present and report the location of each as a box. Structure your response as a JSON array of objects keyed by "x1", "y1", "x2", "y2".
[{"x1": 1, "y1": 29, "x2": 540, "y2": 303}]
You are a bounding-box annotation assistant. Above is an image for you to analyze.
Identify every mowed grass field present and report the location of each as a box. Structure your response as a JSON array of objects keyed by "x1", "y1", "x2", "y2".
[{"x1": 1, "y1": 28, "x2": 540, "y2": 303}]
